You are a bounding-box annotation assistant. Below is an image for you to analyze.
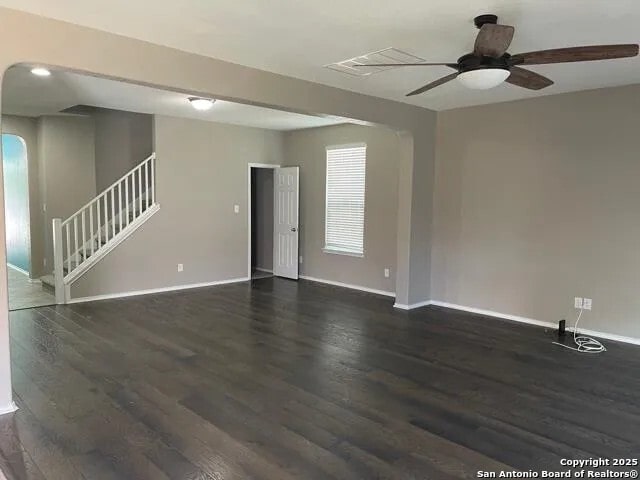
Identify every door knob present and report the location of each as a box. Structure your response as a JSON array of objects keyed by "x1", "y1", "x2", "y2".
[{"x1": 291, "y1": 227, "x2": 297, "y2": 232}]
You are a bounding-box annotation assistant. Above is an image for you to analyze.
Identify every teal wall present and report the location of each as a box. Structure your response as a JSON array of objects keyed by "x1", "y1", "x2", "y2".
[{"x1": 2, "y1": 134, "x2": 30, "y2": 273}]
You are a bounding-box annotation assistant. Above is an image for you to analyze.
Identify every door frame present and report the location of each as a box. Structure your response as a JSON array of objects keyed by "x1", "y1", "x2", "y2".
[{"x1": 247, "y1": 163, "x2": 280, "y2": 279}]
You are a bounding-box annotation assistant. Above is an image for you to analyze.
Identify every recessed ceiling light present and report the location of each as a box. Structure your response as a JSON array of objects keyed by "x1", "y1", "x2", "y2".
[
  {"x1": 188, "y1": 97, "x2": 215, "y2": 111},
  {"x1": 30, "y1": 67, "x2": 51, "y2": 77}
]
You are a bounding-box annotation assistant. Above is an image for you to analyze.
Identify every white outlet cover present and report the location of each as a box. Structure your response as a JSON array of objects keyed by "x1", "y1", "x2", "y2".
[
  {"x1": 384, "y1": 268, "x2": 390, "y2": 278},
  {"x1": 583, "y1": 298, "x2": 592, "y2": 310},
  {"x1": 177, "y1": 263, "x2": 184, "y2": 272},
  {"x1": 234, "y1": 204, "x2": 240, "y2": 213},
  {"x1": 574, "y1": 297, "x2": 583, "y2": 309}
]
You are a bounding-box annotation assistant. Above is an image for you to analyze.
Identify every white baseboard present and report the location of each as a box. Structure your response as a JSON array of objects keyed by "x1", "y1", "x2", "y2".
[
  {"x1": 565, "y1": 325, "x2": 640, "y2": 346},
  {"x1": 429, "y1": 300, "x2": 556, "y2": 329},
  {"x1": 7, "y1": 263, "x2": 42, "y2": 284},
  {"x1": 299, "y1": 275, "x2": 395, "y2": 297},
  {"x1": 393, "y1": 300, "x2": 432, "y2": 310},
  {"x1": 7, "y1": 263, "x2": 29, "y2": 276},
  {"x1": 0, "y1": 401, "x2": 18, "y2": 416},
  {"x1": 429, "y1": 300, "x2": 640, "y2": 346},
  {"x1": 68, "y1": 276, "x2": 250, "y2": 304},
  {"x1": 254, "y1": 267, "x2": 273, "y2": 273}
]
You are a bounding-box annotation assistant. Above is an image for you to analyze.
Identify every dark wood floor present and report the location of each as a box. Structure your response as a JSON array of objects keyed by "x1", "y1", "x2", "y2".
[{"x1": 0, "y1": 278, "x2": 639, "y2": 479}]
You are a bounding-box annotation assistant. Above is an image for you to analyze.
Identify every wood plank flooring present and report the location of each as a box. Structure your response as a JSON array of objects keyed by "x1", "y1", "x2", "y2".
[{"x1": 1, "y1": 277, "x2": 639, "y2": 479}]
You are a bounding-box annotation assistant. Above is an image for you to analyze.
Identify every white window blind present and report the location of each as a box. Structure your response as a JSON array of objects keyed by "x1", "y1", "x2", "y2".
[{"x1": 325, "y1": 144, "x2": 366, "y2": 256}]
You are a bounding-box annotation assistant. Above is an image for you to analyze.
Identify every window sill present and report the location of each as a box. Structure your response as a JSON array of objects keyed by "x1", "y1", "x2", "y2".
[{"x1": 323, "y1": 247, "x2": 364, "y2": 258}]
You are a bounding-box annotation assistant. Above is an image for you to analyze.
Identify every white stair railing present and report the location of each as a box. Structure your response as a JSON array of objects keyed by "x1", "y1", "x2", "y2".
[{"x1": 51, "y1": 153, "x2": 157, "y2": 297}]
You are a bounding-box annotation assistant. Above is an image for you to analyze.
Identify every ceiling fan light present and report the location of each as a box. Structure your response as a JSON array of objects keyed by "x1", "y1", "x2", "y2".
[
  {"x1": 457, "y1": 68, "x2": 510, "y2": 89},
  {"x1": 188, "y1": 97, "x2": 215, "y2": 111}
]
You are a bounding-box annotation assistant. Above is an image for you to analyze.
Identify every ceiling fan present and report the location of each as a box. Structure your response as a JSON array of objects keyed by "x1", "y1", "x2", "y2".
[{"x1": 357, "y1": 14, "x2": 638, "y2": 96}]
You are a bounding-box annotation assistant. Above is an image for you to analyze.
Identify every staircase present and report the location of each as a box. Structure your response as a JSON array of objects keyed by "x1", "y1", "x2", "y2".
[{"x1": 48, "y1": 153, "x2": 160, "y2": 303}]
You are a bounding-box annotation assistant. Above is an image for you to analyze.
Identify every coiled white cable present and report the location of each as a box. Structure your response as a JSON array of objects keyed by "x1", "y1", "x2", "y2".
[{"x1": 552, "y1": 308, "x2": 606, "y2": 354}]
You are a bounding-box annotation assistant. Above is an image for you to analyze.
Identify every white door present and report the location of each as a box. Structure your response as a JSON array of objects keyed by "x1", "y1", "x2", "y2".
[{"x1": 273, "y1": 167, "x2": 299, "y2": 279}]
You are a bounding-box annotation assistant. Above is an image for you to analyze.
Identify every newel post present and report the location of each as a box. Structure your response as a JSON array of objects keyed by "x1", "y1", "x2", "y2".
[{"x1": 52, "y1": 218, "x2": 66, "y2": 304}]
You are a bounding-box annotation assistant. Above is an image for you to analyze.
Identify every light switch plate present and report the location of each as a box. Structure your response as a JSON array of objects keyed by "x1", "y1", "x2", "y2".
[
  {"x1": 177, "y1": 263, "x2": 184, "y2": 272},
  {"x1": 234, "y1": 205, "x2": 240, "y2": 214}
]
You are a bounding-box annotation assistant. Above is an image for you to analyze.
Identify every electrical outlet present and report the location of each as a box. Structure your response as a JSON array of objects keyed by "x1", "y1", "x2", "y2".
[
  {"x1": 177, "y1": 263, "x2": 184, "y2": 272},
  {"x1": 583, "y1": 298, "x2": 592, "y2": 310},
  {"x1": 299, "y1": 256, "x2": 303, "y2": 264},
  {"x1": 384, "y1": 268, "x2": 390, "y2": 278},
  {"x1": 234, "y1": 204, "x2": 240, "y2": 214},
  {"x1": 574, "y1": 297, "x2": 583, "y2": 309}
]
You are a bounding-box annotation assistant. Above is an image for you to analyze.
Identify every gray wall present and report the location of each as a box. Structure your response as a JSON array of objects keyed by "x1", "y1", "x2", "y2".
[
  {"x1": 71, "y1": 116, "x2": 283, "y2": 298},
  {"x1": 1, "y1": 115, "x2": 44, "y2": 278},
  {"x1": 283, "y1": 123, "x2": 400, "y2": 294},
  {"x1": 252, "y1": 168, "x2": 273, "y2": 271},
  {"x1": 93, "y1": 108, "x2": 153, "y2": 191},
  {"x1": 73, "y1": 120, "x2": 401, "y2": 298},
  {"x1": 0, "y1": 6, "x2": 438, "y2": 308},
  {"x1": 38, "y1": 115, "x2": 96, "y2": 272},
  {"x1": 0, "y1": 7, "x2": 435, "y2": 412},
  {"x1": 432, "y1": 84, "x2": 640, "y2": 339},
  {"x1": 399, "y1": 127, "x2": 437, "y2": 306},
  {"x1": 3, "y1": 112, "x2": 140, "y2": 278}
]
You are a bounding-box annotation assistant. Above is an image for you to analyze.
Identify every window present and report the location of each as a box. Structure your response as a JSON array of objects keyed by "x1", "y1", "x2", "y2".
[{"x1": 325, "y1": 144, "x2": 366, "y2": 256}]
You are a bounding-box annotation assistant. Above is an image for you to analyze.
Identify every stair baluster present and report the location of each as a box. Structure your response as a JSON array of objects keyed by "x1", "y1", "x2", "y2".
[{"x1": 51, "y1": 153, "x2": 158, "y2": 303}]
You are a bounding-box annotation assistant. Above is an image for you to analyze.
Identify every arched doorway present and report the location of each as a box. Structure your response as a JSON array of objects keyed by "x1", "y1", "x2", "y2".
[{"x1": 1, "y1": 134, "x2": 30, "y2": 276}]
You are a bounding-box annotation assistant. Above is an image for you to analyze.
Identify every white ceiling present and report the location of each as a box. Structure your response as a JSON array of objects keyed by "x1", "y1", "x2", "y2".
[
  {"x1": 1, "y1": 66, "x2": 348, "y2": 131},
  {"x1": 0, "y1": 0, "x2": 639, "y2": 110}
]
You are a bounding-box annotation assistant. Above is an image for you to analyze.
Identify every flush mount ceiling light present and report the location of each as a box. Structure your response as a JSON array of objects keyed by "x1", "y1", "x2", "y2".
[
  {"x1": 30, "y1": 67, "x2": 51, "y2": 77},
  {"x1": 188, "y1": 97, "x2": 215, "y2": 111},
  {"x1": 456, "y1": 68, "x2": 510, "y2": 89}
]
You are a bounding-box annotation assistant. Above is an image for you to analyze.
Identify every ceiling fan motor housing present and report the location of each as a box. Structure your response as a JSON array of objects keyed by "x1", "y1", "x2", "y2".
[
  {"x1": 457, "y1": 53, "x2": 511, "y2": 73},
  {"x1": 474, "y1": 14, "x2": 498, "y2": 29}
]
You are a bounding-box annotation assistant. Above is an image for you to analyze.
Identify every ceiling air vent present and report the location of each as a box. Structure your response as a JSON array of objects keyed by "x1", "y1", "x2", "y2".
[{"x1": 325, "y1": 48, "x2": 427, "y2": 76}]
